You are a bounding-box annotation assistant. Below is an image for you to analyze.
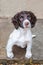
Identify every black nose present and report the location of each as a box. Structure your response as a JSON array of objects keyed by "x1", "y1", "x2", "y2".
[{"x1": 25, "y1": 22, "x2": 29, "y2": 26}]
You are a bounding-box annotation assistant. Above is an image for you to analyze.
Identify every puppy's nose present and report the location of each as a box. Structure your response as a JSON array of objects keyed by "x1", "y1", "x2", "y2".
[{"x1": 25, "y1": 22, "x2": 29, "y2": 26}]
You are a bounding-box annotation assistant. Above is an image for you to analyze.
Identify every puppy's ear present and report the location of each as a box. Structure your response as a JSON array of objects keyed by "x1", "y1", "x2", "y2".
[
  {"x1": 12, "y1": 13, "x2": 19, "y2": 29},
  {"x1": 29, "y1": 11, "x2": 37, "y2": 28}
]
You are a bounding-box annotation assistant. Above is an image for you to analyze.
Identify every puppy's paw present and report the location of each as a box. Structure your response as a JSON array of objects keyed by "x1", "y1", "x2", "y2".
[
  {"x1": 25, "y1": 52, "x2": 32, "y2": 59},
  {"x1": 7, "y1": 52, "x2": 14, "y2": 59}
]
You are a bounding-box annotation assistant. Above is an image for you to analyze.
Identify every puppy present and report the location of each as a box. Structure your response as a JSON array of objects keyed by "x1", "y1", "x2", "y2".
[{"x1": 6, "y1": 11, "x2": 37, "y2": 59}]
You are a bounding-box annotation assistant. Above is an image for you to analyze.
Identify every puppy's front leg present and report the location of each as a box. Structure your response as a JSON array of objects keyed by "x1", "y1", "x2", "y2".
[
  {"x1": 6, "y1": 37, "x2": 15, "y2": 58},
  {"x1": 25, "y1": 41, "x2": 32, "y2": 59}
]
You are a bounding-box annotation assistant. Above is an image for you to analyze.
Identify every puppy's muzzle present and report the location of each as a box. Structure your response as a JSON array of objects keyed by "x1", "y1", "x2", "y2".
[
  {"x1": 25, "y1": 22, "x2": 29, "y2": 28},
  {"x1": 25, "y1": 22, "x2": 29, "y2": 26}
]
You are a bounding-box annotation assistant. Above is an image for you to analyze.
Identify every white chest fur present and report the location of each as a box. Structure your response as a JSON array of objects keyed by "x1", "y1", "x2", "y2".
[{"x1": 9, "y1": 28, "x2": 32, "y2": 48}]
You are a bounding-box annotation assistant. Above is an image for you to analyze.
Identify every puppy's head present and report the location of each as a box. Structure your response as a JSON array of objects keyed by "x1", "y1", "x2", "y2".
[{"x1": 12, "y1": 11, "x2": 37, "y2": 29}]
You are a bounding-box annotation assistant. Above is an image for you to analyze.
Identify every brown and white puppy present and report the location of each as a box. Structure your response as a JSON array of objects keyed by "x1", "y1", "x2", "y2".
[{"x1": 6, "y1": 11, "x2": 37, "y2": 59}]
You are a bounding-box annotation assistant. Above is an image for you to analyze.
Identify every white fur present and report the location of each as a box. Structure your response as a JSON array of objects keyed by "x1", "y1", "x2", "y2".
[
  {"x1": 32, "y1": 35, "x2": 36, "y2": 38},
  {"x1": 6, "y1": 19, "x2": 35, "y2": 59},
  {"x1": 23, "y1": 19, "x2": 31, "y2": 28}
]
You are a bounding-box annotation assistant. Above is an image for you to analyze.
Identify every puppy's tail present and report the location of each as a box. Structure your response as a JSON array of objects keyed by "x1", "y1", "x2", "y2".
[{"x1": 32, "y1": 35, "x2": 36, "y2": 38}]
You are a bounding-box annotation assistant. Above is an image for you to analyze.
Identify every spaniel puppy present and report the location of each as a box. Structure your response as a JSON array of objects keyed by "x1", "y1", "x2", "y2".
[{"x1": 6, "y1": 11, "x2": 37, "y2": 59}]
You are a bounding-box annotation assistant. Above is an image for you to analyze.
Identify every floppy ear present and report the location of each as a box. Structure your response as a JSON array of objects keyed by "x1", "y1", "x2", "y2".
[
  {"x1": 29, "y1": 11, "x2": 37, "y2": 28},
  {"x1": 12, "y1": 13, "x2": 19, "y2": 29}
]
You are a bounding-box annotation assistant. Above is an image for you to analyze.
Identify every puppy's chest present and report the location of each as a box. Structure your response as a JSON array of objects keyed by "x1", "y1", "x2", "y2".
[
  {"x1": 17, "y1": 31, "x2": 31, "y2": 42},
  {"x1": 14, "y1": 29, "x2": 32, "y2": 47}
]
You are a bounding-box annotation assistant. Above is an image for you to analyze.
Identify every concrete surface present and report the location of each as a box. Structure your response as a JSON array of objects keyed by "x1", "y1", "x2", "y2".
[
  {"x1": 0, "y1": 18, "x2": 43, "y2": 60},
  {"x1": 0, "y1": 0, "x2": 43, "y2": 18}
]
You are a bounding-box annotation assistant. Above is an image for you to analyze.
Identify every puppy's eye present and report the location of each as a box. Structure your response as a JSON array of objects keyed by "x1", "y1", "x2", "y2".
[
  {"x1": 27, "y1": 16, "x2": 31, "y2": 20},
  {"x1": 20, "y1": 16, "x2": 24, "y2": 21}
]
